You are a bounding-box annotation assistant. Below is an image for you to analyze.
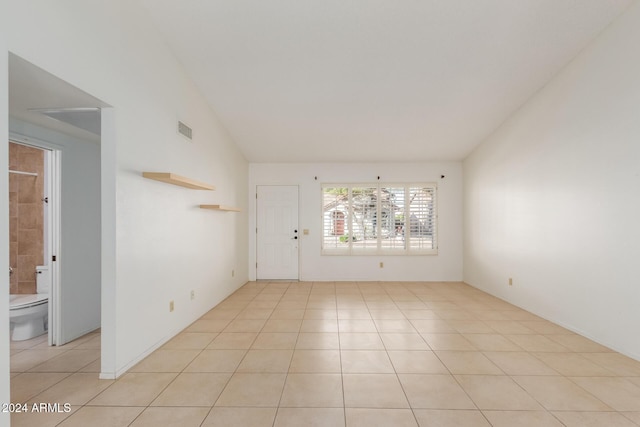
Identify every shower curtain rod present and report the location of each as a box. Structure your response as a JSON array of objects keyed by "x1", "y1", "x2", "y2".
[{"x1": 9, "y1": 169, "x2": 38, "y2": 177}]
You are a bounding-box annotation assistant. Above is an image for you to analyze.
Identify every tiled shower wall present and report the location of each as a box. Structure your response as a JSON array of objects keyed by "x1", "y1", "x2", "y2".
[{"x1": 9, "y1": 142, "x2": 44, "y2": 294}]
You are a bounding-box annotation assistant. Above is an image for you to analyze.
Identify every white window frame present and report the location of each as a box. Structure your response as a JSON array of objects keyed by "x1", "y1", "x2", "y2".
[{"x1": 321, "y1": 183, "x2": 438, "y2": 256}]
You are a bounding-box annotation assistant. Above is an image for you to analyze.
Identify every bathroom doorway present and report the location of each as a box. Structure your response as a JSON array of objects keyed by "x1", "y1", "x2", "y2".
[
  {"x1": 9, "y1": 140, "x2": 60, "y2": 345},
  {"x1": 8, "y1": 54, "x2": 105, "y2": 350}
]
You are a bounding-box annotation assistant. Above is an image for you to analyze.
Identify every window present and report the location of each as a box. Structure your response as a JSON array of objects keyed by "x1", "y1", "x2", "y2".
[{"x1": 322, "y1": 183, "x2": 437, "y2": 255}]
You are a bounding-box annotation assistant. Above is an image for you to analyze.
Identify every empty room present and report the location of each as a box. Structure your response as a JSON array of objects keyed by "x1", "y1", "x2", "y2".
[{"x1": 2, "y1": 0, "x2": 640, "y2": 426}]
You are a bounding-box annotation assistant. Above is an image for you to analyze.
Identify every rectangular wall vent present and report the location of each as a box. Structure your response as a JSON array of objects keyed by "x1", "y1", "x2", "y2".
[{"x1": 178, "y1": 121, "x2": 193, "y2": 140}]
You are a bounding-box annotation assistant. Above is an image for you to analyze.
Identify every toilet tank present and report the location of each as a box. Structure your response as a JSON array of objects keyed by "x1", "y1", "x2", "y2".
[{"x1": 36, "y1": 266, "x2": 50, "y2": 294}]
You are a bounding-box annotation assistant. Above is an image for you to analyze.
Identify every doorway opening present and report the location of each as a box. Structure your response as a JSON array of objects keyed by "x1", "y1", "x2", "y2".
[
  {"x1": 8, "y1": 141, "x2": 58, "y2": 344},
  {"x1": 7, "y1": 53, "x2": 107, "y2": 362}
]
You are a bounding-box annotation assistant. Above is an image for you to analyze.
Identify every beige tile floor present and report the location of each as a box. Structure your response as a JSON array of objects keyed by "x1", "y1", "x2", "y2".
[{"x1": 9, "y1": 281, "x2": 640, "y2": 426}]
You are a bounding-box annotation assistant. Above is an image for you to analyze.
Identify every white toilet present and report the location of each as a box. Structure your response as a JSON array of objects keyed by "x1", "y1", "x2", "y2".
[{"x1": 10, "y1": 265, "x2": 49, "y2": 341}]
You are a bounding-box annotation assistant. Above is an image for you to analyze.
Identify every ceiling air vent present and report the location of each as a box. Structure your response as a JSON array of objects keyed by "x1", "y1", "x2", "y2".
[{"x1": 178, "y1": 121, "x2": 193, "y2": 140}]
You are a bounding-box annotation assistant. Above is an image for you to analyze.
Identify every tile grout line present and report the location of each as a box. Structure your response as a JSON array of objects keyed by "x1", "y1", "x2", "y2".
[
  {"x1": 410, "y1": 285, "x2": 492, "y2": 426},
  {"x1": 271, "y1": 281, "x2": 298, "y2": 425},
  {"x1": 210, "y1": 281, "x2": 275, "y2": 420},
  {"x1": 199, "y1": 282, "x2": 262, "y2": 425},
  {"x1": 333, "y1": 281, "x2": 347, "y2": 427},
  {"x1": 380, "y1": 282, "x2": 422, "y2": 427},
  {"x1": 154, "y1": 302, "x2": 247, "y2": 426}
]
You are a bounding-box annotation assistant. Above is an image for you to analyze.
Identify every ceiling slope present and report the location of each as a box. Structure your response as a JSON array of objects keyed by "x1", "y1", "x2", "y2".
[{"x1": 139, "y1": 0, "x2": 632, "y2": 162}]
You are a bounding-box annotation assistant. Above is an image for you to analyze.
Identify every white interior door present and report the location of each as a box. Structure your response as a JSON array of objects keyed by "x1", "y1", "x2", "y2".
[{"x1": 256, "y1": 185, "x2": 299, "y2": 280}]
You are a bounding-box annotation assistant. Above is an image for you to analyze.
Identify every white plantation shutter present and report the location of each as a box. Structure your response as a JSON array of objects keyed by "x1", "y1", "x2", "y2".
[
  {"x1": 322, "y1": 183, "x2": 437, "y2": 255},
  {"x1": 351, "y1": 186, "x2": 378, "y2": 254},
  {"x1": 379, "y1": 186, "x2": 406, "y2": 251},
  {"x1": 322, "y1": 187, "x2": 350, "y2": 252},
  {"x1": 407, "y1": 186, "x2": 437, "y2": 251}
]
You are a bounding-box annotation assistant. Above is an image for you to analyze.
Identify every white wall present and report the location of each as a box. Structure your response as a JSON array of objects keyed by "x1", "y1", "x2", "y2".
[
  {"x1": 10, "y1": 119, "x2": 101, "y2": 344},
  {"x1": 464, "y1": 1, "x2": 640, "y2": 360},
  {"x1": 3, "y1": 0, "x2": 249, "y2": 379},
  {"x1": 250, "y1": 162, "x2": 463, "y2": 281}
]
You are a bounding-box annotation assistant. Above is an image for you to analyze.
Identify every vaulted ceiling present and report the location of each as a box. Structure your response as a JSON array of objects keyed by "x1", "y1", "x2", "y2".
[{"x1": 139, "y1": 0, "x2": 632, "y2": 162}]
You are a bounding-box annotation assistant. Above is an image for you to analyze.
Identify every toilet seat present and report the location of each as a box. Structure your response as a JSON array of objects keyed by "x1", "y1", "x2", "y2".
[{"x1": 10, "y1": 294, "x2": 49, "y2": 310}]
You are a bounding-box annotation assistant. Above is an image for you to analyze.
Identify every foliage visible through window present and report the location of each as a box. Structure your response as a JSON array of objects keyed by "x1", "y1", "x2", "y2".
[{"x1": 322, "y1": 184, "x2": 437, "y2": 255}]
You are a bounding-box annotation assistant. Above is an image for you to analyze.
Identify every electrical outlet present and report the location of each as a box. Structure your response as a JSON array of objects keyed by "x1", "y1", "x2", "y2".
[
  {"x1": 379, "y1": 262, "x2": 384, "y2": 268},
  {"x1": 190, "y1": 290, "x2": 195, "y2": 300},
  {"x1": 169, "y1": 301, "x2": 174, "y2": 312},
  {"x1": 232, "y1": 269, "x2": 235, "y2": 277},
  {"x1": 508, "y1": 278, "x2": 513, "y2": 286}
]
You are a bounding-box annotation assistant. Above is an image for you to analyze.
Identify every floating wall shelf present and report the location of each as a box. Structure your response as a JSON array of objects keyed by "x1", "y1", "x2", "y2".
[
  {"x1": 199, "y1": 204, "x2": 241, "y2": 212},
  {"x1": 142, "y1": 172, "x2": 215, "y2": 190}
]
